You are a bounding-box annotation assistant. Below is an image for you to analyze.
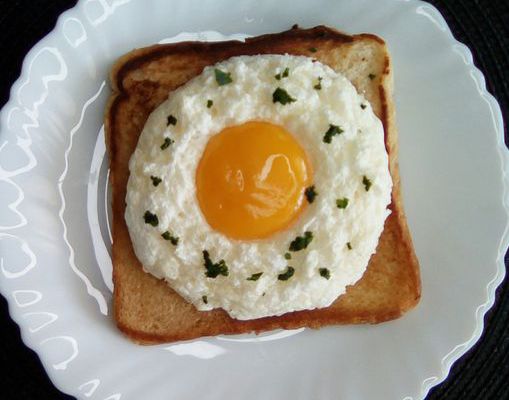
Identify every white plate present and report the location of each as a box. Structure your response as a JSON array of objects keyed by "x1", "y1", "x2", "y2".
[{"x1": 0, "y1": 0, "x2": 507, "y2": 399}]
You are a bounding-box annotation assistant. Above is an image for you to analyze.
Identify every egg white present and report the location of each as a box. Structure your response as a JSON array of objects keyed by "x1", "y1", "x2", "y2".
[{"x1": 125, "y1": 54, "x2": 392, "y2": 320}]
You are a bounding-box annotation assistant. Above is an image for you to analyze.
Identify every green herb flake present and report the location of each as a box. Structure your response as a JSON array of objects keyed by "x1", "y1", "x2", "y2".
[
  {"x1": 284, "y1": 252, "x2": 292, "y2": 260},
  {"x1": 347, "y1": 242, "x2": 353, "y2": 250},
  {"x1": 362, "y1": 175, "x2": 372, "y2": 192},
  {"x1": 161, "y1": 231, "x2": 179, "y2": 246},
  {"x1": 278, "y1": 266, "x2": 295, "y2": 281},
  {"x1": 289, "y1": 231, "x2": 313, "y2": 252},
  {"x1": 305, "y1": 185, "x2": 318, "y2": 203},
  {"x1": 275, "y1": 67, "x2": 290, "y2": 80},
  {"x1": 207, "y1": 99, "x2": 213, "y2": 108},
  {"x1": 314, "y1": 76, "x2": 323, "y2": 90},
  {"x1": 360, "y1": 104, "x2": 367, "y2": 110},
  {"x1": 202, "y1": 295, "x2": 208, "y2": 304},
  {"x1": 160, "y1": 137, "x2": 174, "y2": 150},
  {"x1": 368, "y1": 73, "x2": 376, "y2": 80},
  {"x1": 150, "y1": 176, "x2": 162, "y2": 187},
  {"x1": 272, "y1": 87, "x2": 296, "y2": 105},
  {"x1": 203, "y1": 250, "x2": 229, "y2": 278},
  {"x1": 319, "y1": 268, "x2": 331, "y2": 280},
  {"x1": 214, "y1": 68, "x2": 233, "y2": 86},
  {"x1": 247, "y1": 272, "x2": 263, "y2": 281},
  {"x1": 309, "y1": 47, "x2": 318, "y2": 53},
  {"x1": 336, "y1": 197, "x2": 349, "y2": 209},
  {"x1": 143, "y1": 211, "x2": 158, "y2": 227},
  {"x1": 167, "y1": 115, "x2": 177, "y2": 126},
  {"x1": 323, "y1": 124, "x2": 343, "y2": 143}
]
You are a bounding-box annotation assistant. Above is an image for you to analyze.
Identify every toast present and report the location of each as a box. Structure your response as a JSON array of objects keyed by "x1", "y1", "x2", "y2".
[{"x1": 105, "y1": 25, "x2": 421, "y2": 344}]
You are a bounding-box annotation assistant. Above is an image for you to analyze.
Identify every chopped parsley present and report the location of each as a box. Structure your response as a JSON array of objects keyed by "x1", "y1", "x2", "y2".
[
  {"x1": 247, "y1": 272, "x2": 263, "y2": 281},
  {"x1": 161, "y1": 231, "x2": 179, "y2": 246},
  {"x1": 202, "y1": 295, "x2": 208, "y2": 304},
  {"x1": 278, "y1": 266, "x2": 295, "y2": 281},
  {"x1": 314, "y1": 76, "x2": 323, "y2": 90},
  {"x1": 272, "y1": 87, "x2": 296, "y2": 105},
  {"x1": 305, "y1": 185, "x2": 318, "y2": 203},
  {"x1": 275, "y1": 67, "x2": 290, "y2": 80},
  {"x1": 207, "y1": 99, "x2": 213, "y2": 108},
  {"x1": 362, "y1": 175, "x2": 372, "y2": 191},
  {"x1": 289, "y1": 231, "x2": 313, "y2": 252},
  {"x1": 360, "y1": 104, "x2": 367, "y2": 110},
  {"x1": 203, "y1": 250, "x2": 229, "y2": 278},
  {"x1": 319, "y1": 268, "x2": 331, "y2": 280},
  {"x1": 336, "y1": 197, "x2": 349, "y2": 209},
  {"x1": 167, "y1": 115, "x2": 177, "y2": 126},
  {"x1": 284, "y1": 252, "x2": 292, "y2": 260},
  {"x1": 214, "y1": 68, "x2": 232, "y2": 86},
  {"x1": 309, "y1": 47, "x2": 317, "y2": 53},
  {"x1": 143, "y1": 211, "x2": 158, "y2": 226},
  {"x1": 368, "y1": 73, "x2": 376, "y2": 80},
  {"x1": 150, "y1": 176, "x2": 162, "y2": 187},
  {"x1": 323, "y1": 124, "x2": 343, "y2": 143},
  {"x1": 347, "y1": 242, "x2": 353, "y2": 250},
  {"x1": 160, "y1": 137, "x2": 174, "y2": 150}
]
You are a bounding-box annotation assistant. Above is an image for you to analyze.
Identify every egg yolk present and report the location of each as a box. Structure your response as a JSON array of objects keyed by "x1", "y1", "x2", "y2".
[{"x1": 196, "y1": 121, "x2": 312, "y2": 240}]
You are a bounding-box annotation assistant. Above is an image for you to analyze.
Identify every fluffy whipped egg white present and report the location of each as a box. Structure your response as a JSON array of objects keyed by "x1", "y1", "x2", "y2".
[{"x1": 125, "y1": 54, "x2": 392, "y2": 320}]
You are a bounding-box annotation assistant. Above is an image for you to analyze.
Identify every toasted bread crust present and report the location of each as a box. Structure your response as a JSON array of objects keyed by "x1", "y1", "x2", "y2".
[{"x1": 105, "y1": 25, "x2": 421, "y2": 344}]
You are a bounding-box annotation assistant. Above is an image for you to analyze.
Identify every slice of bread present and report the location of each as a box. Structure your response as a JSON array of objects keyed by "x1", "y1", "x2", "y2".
[{"x1": 105, "y1": 25, "x2": 421, "y2": 344}]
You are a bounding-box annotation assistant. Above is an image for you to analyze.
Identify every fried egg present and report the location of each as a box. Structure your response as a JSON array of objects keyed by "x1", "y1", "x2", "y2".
[{"x1": 125, "y1": 54, "x2": 392, "y2": 320}]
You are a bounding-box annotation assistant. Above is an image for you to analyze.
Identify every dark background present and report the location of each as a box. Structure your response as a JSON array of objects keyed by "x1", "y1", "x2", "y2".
[{"x1": 0, "y1": 0, "x2": 507, "y2": 399}]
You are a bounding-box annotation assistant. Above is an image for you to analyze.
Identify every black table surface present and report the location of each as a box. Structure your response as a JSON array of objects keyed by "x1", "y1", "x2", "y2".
[{"x1": 1, "y1": 1, "x2": 507, "y2": 399}]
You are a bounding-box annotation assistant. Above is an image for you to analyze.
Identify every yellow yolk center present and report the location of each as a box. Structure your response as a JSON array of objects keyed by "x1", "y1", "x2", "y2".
[{"x1": 196, "y1": 121, "x2": 312, "y2": 240}]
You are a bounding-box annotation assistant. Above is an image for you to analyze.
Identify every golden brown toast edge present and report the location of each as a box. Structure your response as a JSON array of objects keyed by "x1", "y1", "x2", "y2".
[{"x1": 105, "y1": 25, "x2": 421, "y2": 344}]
